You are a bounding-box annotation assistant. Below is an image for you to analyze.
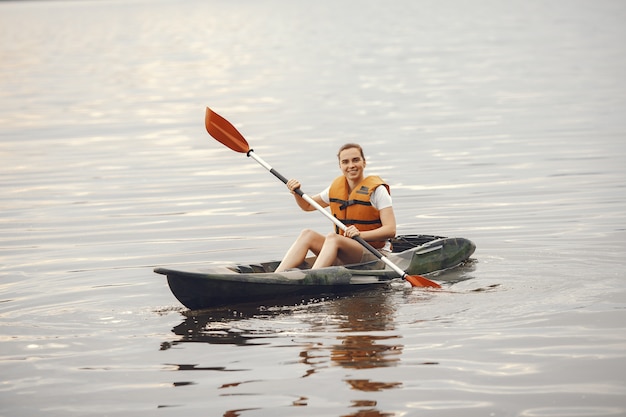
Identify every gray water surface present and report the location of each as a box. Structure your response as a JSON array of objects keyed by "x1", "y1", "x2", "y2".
[{"x1": 1, "y1": 1, "x2": 625, "y2": 416}]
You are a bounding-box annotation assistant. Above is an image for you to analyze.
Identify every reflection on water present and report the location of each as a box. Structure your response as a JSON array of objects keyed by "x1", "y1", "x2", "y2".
[
  {"x1": 332, "y1": 334, "x2": 402, "y2": 369},
  {"x1": 164, "y1": 289, "x2": 410, "y2": 415}
]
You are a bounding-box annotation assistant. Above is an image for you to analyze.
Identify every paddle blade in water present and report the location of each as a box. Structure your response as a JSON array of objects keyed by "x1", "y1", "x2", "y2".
[
  {"x1": 205, "y1": 107, "x2": 250, "y2": 153},
  {"x1": 405, "y1": 274, "x2": 441, "y2": 288}
]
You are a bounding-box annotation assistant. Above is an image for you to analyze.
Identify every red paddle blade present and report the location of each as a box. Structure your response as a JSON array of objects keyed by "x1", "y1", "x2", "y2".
[
  {"x1": 405, "y1": 274, "x2": 441, "y2": 288},
  {"x1": 205, "y1": 107, "x2": 250, "y2": 153}
]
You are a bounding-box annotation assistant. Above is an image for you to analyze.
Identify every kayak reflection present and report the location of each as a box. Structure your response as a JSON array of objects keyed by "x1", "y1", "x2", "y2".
[{"x1": 163, "y1": 287, "x2": 406, "y2": 392}]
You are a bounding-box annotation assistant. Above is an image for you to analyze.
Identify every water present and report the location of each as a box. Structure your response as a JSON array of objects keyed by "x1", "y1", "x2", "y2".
[{"x1": 1, "y1": 0, "x2": 625, "y2": 416}]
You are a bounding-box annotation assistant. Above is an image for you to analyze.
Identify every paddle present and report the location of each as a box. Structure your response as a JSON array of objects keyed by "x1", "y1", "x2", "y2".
[{"x1": 204, "y1": 107, "x2": 441, "y2": 288}]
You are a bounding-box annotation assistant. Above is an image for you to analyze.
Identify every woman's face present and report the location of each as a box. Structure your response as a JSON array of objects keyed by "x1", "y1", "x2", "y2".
[{"x1": 338, "y1": 147, "x2": 366, "y2": 182}]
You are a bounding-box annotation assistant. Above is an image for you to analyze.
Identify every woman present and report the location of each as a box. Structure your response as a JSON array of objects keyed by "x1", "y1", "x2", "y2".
[{"x1": 275, "y1": 143, "x2": 396, "y2": 272}]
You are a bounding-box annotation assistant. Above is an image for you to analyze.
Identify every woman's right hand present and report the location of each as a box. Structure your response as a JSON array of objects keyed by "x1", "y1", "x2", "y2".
[{"x1": 287, "y1": 179, "x2": 301, "y2": 195}]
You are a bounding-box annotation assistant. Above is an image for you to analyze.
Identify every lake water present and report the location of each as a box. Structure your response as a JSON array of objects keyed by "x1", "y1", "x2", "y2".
[{"x1": 1, "y1": 0, "x2": 625, "y2": 416}]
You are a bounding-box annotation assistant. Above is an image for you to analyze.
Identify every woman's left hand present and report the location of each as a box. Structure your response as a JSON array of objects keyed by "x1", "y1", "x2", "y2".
[{"x1": 344, "y1": 226, "x2": 360, "y2": 239}]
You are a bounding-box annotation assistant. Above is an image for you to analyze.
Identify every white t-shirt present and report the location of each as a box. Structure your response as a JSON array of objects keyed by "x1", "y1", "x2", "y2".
[{"x1": 319, "y1": 185, "x2": 392, "y2": 209}]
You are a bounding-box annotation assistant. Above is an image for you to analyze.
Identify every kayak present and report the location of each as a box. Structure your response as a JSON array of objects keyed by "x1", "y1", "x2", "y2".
[{"x1": 154, "y1": 234, "x2": 475, "y2": 310}]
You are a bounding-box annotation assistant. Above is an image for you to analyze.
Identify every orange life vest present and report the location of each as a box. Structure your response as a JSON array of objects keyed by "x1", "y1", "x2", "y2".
[{"x1": 328, "y1": 175, "x2": 390, "y2": 249}]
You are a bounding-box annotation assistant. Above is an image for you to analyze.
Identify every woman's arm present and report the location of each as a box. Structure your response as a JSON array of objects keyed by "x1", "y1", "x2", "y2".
[
  {"x1": 356, "y1": 206, "x2": 396, "y2": 241},
  {"x1": 294, "y1": 193, "x2": 328, "y2": 212},
  {"x1": 286, "y1": 179, "x2": 329, "y2": 212}
]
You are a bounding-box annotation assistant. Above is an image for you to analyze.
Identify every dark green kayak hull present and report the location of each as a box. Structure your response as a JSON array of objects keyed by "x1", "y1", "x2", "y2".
[{"x1": 155, "y1": 235, "x2": 475, "y2": 310}]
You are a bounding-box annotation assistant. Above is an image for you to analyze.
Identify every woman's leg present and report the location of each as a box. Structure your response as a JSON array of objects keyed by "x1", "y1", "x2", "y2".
[
  {"x1": 311, "y1": 232, "x2": 364, "y2": 269},
  {"x1": 275, "y1": 229, "x2": 325, "y2": 272}
]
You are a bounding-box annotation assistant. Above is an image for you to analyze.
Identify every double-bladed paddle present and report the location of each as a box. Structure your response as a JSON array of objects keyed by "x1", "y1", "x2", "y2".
[{"x1": 204, "y1": 107, "x2": 441, "y2": 288}]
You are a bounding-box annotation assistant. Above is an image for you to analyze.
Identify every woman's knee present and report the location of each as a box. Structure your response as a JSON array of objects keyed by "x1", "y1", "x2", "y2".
[
  {"x1": 298, "y1": 228, "x2": 318, "y2": 240},
  {"x1": 296, "y1": 229, "x2": 325, "y2": 247},
  {"x1": 322, "y1": 232, "x2": 342, "y2": 246}
]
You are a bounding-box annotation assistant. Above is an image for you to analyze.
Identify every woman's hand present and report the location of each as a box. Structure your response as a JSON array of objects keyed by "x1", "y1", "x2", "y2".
[
  {"x1": 286, "y1": 179, "x2": 301, "y2": 195},
  {"x1": 344, "y1": 225, "x2": 361, "y2": 239}
]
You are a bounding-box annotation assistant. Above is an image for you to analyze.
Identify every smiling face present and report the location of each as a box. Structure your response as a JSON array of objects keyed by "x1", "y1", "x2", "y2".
[{"x1": 338, "y1": 146, "x2": 366, "y2": 185}]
